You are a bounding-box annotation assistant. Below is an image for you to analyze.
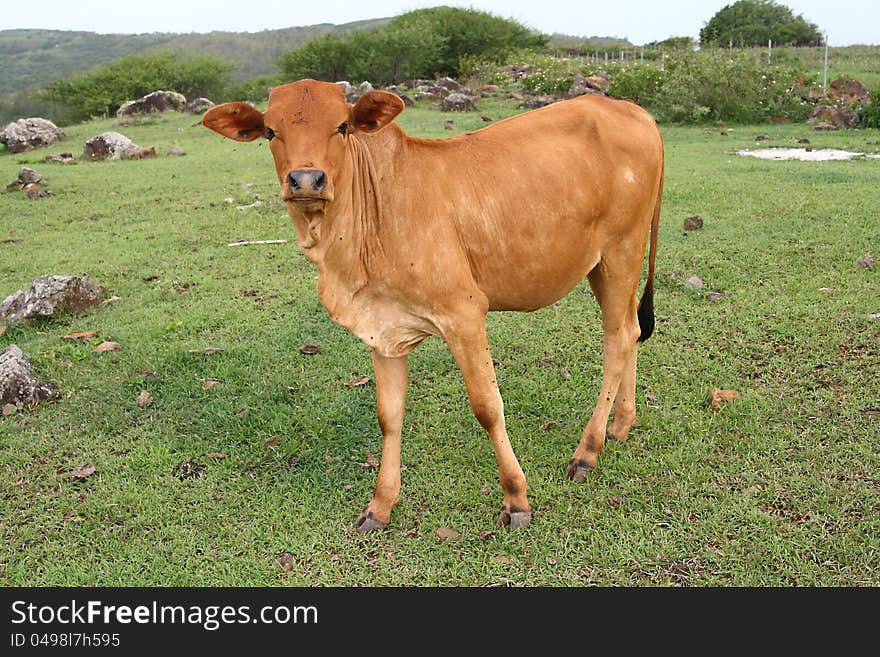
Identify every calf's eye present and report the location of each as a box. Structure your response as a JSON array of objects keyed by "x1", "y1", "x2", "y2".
[
  {"x1": 265, "y1": 127, "x2": 276, "y2": 140},
  {"x1": 337, "y1": 122, "x2": 348, "y2": 136}
]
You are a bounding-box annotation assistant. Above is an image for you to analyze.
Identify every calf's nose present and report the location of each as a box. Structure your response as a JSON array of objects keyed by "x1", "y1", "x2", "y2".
[{"x1": 288, "y1": 169, "x2": 327, "y2": 194}]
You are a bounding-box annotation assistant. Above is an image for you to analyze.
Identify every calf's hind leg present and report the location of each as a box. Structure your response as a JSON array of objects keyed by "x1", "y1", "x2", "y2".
[{"x1": 567, "y1": 260, "x2": 642, "y2": 482}]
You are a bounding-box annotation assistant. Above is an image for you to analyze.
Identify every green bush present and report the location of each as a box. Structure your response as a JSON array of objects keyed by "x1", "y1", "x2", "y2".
[
  {"x1": 41, "y1": 52, "x2": 233, "y2": 121},
  {"x1": 643, "y1": 50, "x2": 817, "y2": 123},
  {"x1": 859, "y1": 91, "x2": 880, "y2": 128},
  {"x1": 602, "y1": 63, "x2": 669, "y2": 107},
  {"x1": 222, "y1": 74, "x2": 286, "y2": 103}
]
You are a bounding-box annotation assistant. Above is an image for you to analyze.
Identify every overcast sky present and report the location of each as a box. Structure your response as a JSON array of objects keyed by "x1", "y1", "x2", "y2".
[{"x1": 1, "y1": 1, "x2": 876, "y2": 46}]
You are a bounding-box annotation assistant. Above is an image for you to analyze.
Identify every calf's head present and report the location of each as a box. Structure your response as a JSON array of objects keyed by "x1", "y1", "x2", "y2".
[{"x1": 202, "y1": 79, "x2": 404, "y2": 215}]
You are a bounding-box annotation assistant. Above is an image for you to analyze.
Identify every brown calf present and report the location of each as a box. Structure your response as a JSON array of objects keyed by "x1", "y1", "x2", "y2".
[{"x1": 203, "y1": 79, "x2": 663, "y2": 532}]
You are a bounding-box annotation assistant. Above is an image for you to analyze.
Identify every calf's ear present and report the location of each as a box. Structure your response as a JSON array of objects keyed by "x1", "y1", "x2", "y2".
[
  {"x1": 202, "y1": 102, "x2": 265, "y2": 142},
  {"x1": 350, "y1": 91, "x2": 405, "y2": 133}
]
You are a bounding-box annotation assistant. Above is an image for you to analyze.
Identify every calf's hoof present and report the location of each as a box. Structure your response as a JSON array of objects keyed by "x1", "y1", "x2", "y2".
[
  {"x1": 497, "y1": 508, "x2": 531, "y2": 530},
  {"x1": 355, "y1": 510, "x2": 388, "y2": 534},
  {"x1": 566, "y1": 458, "x2": 594, "y2": 483}
]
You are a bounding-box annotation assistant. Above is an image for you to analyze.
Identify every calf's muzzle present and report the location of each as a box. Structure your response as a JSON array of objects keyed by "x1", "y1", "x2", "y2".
[{"x1": 287, "y1": 169, "x2": 327, "y2": 196}]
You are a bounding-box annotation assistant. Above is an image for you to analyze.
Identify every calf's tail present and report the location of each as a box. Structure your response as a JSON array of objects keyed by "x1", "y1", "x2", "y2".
[{"x1": 637, "y1": 151, "x2": 663, "y2": 343}]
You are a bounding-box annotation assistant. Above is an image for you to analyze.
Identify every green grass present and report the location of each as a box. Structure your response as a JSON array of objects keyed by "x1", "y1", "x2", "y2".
[{"x1": 1, "y1": 99, "x2": 878, "y2": 586}]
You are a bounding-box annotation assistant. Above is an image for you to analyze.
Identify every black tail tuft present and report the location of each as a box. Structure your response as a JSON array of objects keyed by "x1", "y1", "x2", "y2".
[{"x1": 637, "y1": 280, "x2": 655, "y2": 342}]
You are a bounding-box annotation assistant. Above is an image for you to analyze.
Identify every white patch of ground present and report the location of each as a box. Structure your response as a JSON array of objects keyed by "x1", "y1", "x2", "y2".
[{"x1": 737, "y1": 147, "x2": 880, "y2": 161}]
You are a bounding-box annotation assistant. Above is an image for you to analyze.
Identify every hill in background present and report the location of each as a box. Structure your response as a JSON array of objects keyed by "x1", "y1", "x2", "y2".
[{"x1": 0, "y1": 20, "x2": 389, "y2": 99}]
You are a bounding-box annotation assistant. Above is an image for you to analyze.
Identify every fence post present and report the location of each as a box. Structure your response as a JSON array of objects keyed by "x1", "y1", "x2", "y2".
[
  {"x1": 768, "y1": 39, "x2": 772, "y2": 65},
  {"x1": 823, "y1": 34, "x2": 829, "y2": 95}
]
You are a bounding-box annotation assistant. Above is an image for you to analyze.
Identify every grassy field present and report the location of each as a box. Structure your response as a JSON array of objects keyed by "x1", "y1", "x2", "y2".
[{"x1": 1, "y1": 98, "x2": 878, "y2": 586}]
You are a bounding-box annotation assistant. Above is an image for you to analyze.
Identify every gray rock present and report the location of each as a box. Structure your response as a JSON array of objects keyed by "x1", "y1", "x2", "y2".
[
  {"x1": 1, "y1": 118, "x2": 65, "y2": 153},
  {"x1": 683, "y1": 276, "x2": 705, "y2": 291},
  {"x1": 0, "y1": 345, "x2": 59, "y2": 408},
  {"x1": 83, "y1": 131, "x2": 153, "y2": 161},
  {"x1": 18, "y1": 166, "x2": 42, "y2": 185},
  {"x1": 520, "y1": 95, "x2": 557, "y2": 109},
  {"x1": 439, "y1": 92, "x2": 475, "y2": 112},
  {"x1": 1, "y1": 275, "x2": 104, "y2": 325},
  {"x1": 187, "y1": 97, "x2": 214, "y2": 113},
  {"x1": 168, "y1": 146, "x2": 187, "y2": 156},
  {"x1": 116, "y1": 90, "x2": 186, "y2": 117}
]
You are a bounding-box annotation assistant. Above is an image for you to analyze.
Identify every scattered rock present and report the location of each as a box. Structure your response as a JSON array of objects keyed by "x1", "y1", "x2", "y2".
[
  {"x1": 136, "y1": 390, "x2": 153, "y2": 407},
  {"x1": 435, "y1": 527, "x2": 461, "y2": 541},
  {"x1": 338, "y1": 80, "x2": 375, "y2": 103},
  {"x1": 71, "y1": 464, "x2": 96, "y2": 480},
  {"x1": 84, "y1": 131, "x2": 155, "y2": 161},
  {"x1": 810, "y1": 105, "x2": 859, "y2": 129},
  {"x1": 95, "y1": 341, "x2": 122, "y2": 354},
  {"x1": 827, "y1": 77, "x2": 870, "y2": 104},
  {"x1": 708, "y1": 388, "x2": 741, "y2": 412},
  {"x1": 0, "y1": 275, "x2": 103, "y2": 325},
  {"x1": 116, "y1": 90, "x2": 187, "y2": 117},
  {"x1": 683, "y1": 276, "x2": 705, "y2": 291},
  {"x1": 705, "y1": 291, "x2": 727, "y2": 302},
  {"x1": 44, "y1": 152, "x2": 76, "y2": 165},
  {"x1": 444, "y1": 119, "x2": 454, "y2": 130},
  {"x1": 1, "y1": 117, "x2": 65, "y2": 153},
  {"x1": 683, "y1": 215, "x2": 703, "y2": 231},
  {"x1": 187, "y1": 97, "x2": 214, "y2": 113},
  {"x1": 855, "y1": 254, "x2": 874, "y2": 269},
  {"x1": 344, "y1": 375, "x2": 371, "y2": 388},
  {"x1": 755, "y1": 134, "x2": 772, "y2": 141},
  {"x1": 568, "y1": 73, "x2": 606, "y2": 97},
  {"x1": 18, "y1": 167, "x2": 42, "y2": 185},
  {"x1": 520, "y1": 94, "x2": 557, "y2": 109},
  {"x1": 0, "y1": 344, "x2": 59, "y2": 408},
  {"x1": 299, "y1": 343, "x2": 319, "y2": 355},
  {"x1": 168, "y1": 146, "x2": 186, "y2": 157},
  {"x1": 439, "y1": 92, "x2": 475, "y2": 112}
]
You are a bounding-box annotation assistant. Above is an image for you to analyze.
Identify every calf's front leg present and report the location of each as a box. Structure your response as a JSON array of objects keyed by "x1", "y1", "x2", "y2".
[{"x1": 356, "y1": 349, "x2": 408, "y2": 533}]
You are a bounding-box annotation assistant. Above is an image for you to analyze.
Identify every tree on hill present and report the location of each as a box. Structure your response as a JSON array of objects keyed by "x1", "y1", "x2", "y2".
[
  {"x1": 700, "y1": 0, "x2": 823, "y2": 47},
  {"x1": 281, "y1": 6, "x2": 546, "y2": 84}
]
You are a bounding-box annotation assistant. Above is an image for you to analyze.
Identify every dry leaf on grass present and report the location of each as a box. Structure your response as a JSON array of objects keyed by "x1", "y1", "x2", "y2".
[
  {"x1": 202, "y1": 379, "x2": 221, "y2": 389},
  {"x1": 171, "y1": 461, "x2": 205, "y2": 480},
  {"x1": 540, "y1": 419, "x2": 559, "y2": 431},
  {"x1": 709, "y1": 388, "x2": 741, "y2": 411},
  {"x1": 2, "y1": 403, "x2": 19, "y2": 416},
  {"x1": 136, "y1": 390, "x2": 153, "y2": 407},
  {"x1": 492, "y1": 555, "x2": 513, "y2": 565},
  {"x1": 95, "y1": 341, "x2": 122, "y2": 353},
  {"x1": 137, "y1": 370, "x2": 158, "y2": 380},
  {"x1": 265, "y1": 436, "x2": 281, "y2": 447},
  {"x1": 0, "y1": 325, "x2": 7, "y2": 337},
  {"x1": 344, "y1": 375, "x2": 371, "y2": 388},
  {"x1": 435, "y1": 527, "x2": 460, "y2": 541},
  {"x1": 71, "y1": 464, "x2": 96, "y2": 479},
  {"x1": 276, "y1": 552, "x2": 295, "y2": 572},
  {"x1": 207, "y1": 452, "x2": 226, "y2": 459},
  {"x1": 359, "y1": 450, "x2": 379, "y2": 469},
  {"x1": 62, "y1": 330, "x2": 97, "y2": 341},
  {"x1": 559, "y1": 366, "x2": 572, "y2": 380},
  {"x1": 299, "y1": 343, "x2": 320, "y2": 355}
]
